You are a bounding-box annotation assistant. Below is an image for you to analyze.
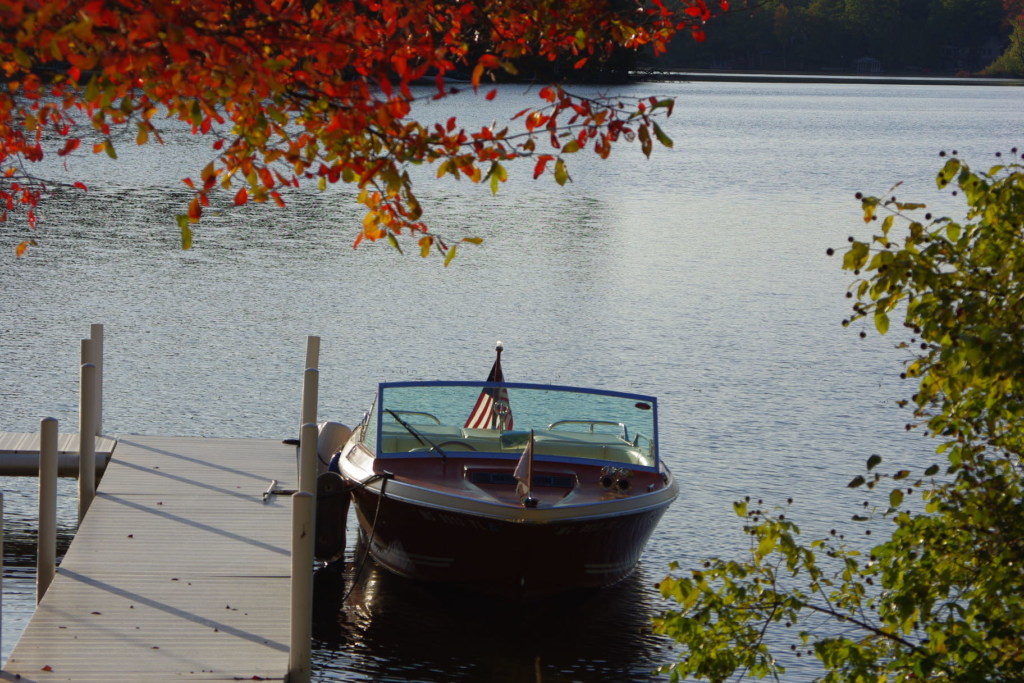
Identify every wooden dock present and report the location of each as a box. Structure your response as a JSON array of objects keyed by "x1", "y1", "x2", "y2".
[
  {"x1": 0, "y1": 432, "x2": 118, "y2": 477},
  {"x1": 1, "y1": 435, "x2": 300, "y2": 682}
]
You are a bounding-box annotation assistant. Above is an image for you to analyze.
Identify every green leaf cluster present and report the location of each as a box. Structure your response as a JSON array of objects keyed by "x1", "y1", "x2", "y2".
[{"x1": 656, "y1": 157, "x2": 1024, "y2": 682}]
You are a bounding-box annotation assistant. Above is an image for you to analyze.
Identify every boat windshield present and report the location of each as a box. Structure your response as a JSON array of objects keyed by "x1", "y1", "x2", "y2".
[{"x1": 375, "y1": 382, "x2": 658, "y2": 469}]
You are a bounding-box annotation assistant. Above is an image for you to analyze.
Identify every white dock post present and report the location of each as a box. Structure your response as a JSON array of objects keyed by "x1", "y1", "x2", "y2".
[
  {"x1": 78, "y1": 363, "x2": 97, "y2": 524},
  {"x1": 288, "y1": 491, "x2": 314, "y2": 683},
  {"x1": 299, "y1": 366, "x2": 319, "y2": 446},
  {"x1": 299, "y1": 423, "x2": 318, "y2": 496},
  {"x1": 304, "y1": 335, "x2": 320, "y2": 372},
  {"x1": 38, "y1": 417, "x2": 58, "y2": 604},
  {"x1": 90, "y1": 324, "x2": 103, "y2": 436}
]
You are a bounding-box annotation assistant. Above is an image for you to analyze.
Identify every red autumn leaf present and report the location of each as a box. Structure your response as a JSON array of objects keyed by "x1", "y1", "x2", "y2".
[
  {"x1": 182, "y1": 178, "x2": 195, "y2": 189},
  {"x1": 478, "y1": 54, "x2": 501, "y2": 69},
  {"x1": 188, "y1": 197, "x2": 201, "y2": 221},
  {"x1": 74, "y1": 182, "x2": 87, "y2": 192},
  {"x1": 41, "y1": 665, "x2": 53, "y2": 671},
  {"x1": 234, "y1": 188, "x2": 248, "y2": 206},
  {"x1": 57, "y1": 138, "x2": 81, "y2": 156},
  {"x1": 485, "y1": 89, "x2": 497, "y2": 101},
  {"x1": 533, "y1": 155, "x2": 553, "y2": 179}
]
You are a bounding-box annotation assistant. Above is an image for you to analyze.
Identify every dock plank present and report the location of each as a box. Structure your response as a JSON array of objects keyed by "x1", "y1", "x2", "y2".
[
  {"x1": 0, "y1": 432, "x2": 117, "y2": 456},
  {"x1": 2, "y1": 435, "x2": 299, "y2": 683}
]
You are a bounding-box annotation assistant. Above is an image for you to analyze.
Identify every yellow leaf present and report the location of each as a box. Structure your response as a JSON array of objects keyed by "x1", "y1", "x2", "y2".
[
  {"x1": 136, "y1": 124, "x2": 148, "y2": 145},
  {"x1": 444, "y1": 244, "x2": 457, "y2": 267}
]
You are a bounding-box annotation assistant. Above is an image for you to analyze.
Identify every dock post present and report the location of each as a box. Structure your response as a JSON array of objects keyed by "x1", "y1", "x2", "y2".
[
  {"x1": 90, "y1": 324, "x2": 103, "y2": 435},
  {"x1": 289, "y1": 491, "x2": 314, "y2": 683},
  {"x1": 299, "y1": 422, "x2": 318, "y2": 496},
  {"x1": 300, "y1": 367, "x2": 319, "y2": 432},
  {"x1": 304, "y1": 335, "x2": 320, "y2": 371},
  {"x1": 79, "y1": 363, "x2": 97, "y2": 524},
  {"x1": 38, "y1": 417, "x2": 58, "y2": 604}
]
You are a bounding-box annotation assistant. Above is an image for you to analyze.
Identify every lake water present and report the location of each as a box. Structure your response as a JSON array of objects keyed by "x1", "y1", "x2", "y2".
[{"x1": 1, "y1": 81, "x2": 1022, "y2": 681}]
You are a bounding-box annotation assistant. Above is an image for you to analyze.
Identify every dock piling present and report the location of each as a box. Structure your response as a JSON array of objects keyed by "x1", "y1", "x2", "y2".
[
  {"x1": 300, "y1": 367, "x2": 319, "y2": 436},
  {"x1": 78, "y1": 362, "x2": 97, "y2": 524},
  {"x1": 90, "y1": 324, "x2": 104, "y2": 435},
  {"x1": 304, "y1": 335, "x2": 320, "y2": 372},
  {"x1": 289, "y1": 491, "x2": 314, "y2": 683},
  {"x1": 299, "y1": 422, "x2": 318, "y2": 496},
  {"x1": 38, "y1": 417, "x2": 58, "y2": 604}
]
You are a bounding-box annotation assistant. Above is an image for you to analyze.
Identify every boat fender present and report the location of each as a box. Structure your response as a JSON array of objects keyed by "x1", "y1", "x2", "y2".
[
  {"x1": 316, "y1": 422, "x2": 352, "y2": 476},
  {"x1": 315, "y1": 471, "x2": 350, "y2": 563}
]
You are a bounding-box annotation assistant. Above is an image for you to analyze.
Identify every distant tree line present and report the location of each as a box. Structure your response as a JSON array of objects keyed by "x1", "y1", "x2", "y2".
[{"x1": 652, "y1": 0, "x2": 1020, "y2": 75}]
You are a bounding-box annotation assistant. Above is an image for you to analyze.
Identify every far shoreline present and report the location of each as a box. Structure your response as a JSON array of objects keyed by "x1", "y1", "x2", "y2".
[{"x1": 630, "y1": 68, "x2": 1024, "y2": 87}]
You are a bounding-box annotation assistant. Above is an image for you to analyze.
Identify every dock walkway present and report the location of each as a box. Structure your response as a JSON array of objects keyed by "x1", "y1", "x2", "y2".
[{"x1": 2, "y1": 435, "x2": 299, "y2": 682}]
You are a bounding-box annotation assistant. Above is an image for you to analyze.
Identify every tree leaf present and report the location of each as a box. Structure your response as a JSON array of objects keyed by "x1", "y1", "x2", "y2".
[
  {"x1": 653, "y1": 122, "x2": 673, "y2": 148},
  {"x1": 443, "y1": 244, "x2": 457, "y2": 267},
  {"x1": 889, "y1": 488, "x2": 904, "y2": 507}
]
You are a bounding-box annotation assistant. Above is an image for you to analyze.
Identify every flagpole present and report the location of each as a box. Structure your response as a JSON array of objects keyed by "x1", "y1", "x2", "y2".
[{"x1": 523, "y1": 430, "x2": 537, "y2": 508}]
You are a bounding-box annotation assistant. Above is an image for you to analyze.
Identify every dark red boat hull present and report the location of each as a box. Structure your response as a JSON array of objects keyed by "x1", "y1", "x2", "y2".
[{"x1": 349, "y1": 486, "x2": 670, "y2": 599}]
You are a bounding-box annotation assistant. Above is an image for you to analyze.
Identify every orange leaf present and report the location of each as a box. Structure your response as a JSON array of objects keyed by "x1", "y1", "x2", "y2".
[
  {"x1": 183, "y1": 178, "x2": 195, "y2": 189},
  {"x1": 471, "y1": 63, "x2": 484, "y2": 92},
  {"x1": 574, "y1": 57, "x2": 588, "y2": 69},
  {"x1": 16, "y1": 240, "x2": 29, "y2": 257},
  {"x1": 188, "y1": 197, "x2": 201, "y2": 221},
  {"x1": 271, "y1": 191, "x2": 285, "y2": 208},
  {"x1": 234, "y1": 188, "x2": 248, "y2": 206},
  {"x1": 478, "y1": 54, "x2": 501, "y2": 69}
]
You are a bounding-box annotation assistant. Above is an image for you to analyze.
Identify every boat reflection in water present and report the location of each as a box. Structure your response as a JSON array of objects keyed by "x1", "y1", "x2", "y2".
[{"x1": 312, "y1": 546, "x2": 675, "y2": 683}]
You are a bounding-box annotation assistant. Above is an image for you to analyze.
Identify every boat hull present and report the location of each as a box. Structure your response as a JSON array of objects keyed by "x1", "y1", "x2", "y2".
[{"x1": 348, "y1": 483, "x2": 671, "y2": 599}]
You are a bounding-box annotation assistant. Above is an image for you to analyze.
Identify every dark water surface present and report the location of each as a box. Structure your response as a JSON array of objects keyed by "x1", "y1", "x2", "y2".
[{"x1": 2, "y1": 82, "x2": 1022, "y2": 680}]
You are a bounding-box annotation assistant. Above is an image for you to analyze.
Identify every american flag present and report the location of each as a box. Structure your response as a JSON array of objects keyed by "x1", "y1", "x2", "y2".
[{"x1": 464, "y1": 343, "x2": 513, "y2": 430}]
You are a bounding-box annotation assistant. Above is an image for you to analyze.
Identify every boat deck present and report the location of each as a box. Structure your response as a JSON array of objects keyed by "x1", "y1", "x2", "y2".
[{"x1": 1, "y1": 435, "x2": 298, "y2": 682}]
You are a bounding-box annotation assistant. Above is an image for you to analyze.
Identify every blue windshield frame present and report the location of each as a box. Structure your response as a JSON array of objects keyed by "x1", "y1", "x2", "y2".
[{"x1": 374, "y1": 380, "x2": 659, "y2": 470}]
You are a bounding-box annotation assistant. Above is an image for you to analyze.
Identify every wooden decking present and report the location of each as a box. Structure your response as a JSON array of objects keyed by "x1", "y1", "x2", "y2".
[
  {"x1": 0, "y1": 432, "x2": 118, "y2": 477},
  {"x1": 0, "y1": 432, "x2": 117, "y2": 455},
  {"x1": 1, "y1": 435, "x2": 299, "y2": 682}
]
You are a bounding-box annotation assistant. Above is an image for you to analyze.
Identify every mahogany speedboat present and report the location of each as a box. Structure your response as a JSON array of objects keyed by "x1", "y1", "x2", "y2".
[{"x1": 323, "y1": 347, "x2": 678, "y2": 598}]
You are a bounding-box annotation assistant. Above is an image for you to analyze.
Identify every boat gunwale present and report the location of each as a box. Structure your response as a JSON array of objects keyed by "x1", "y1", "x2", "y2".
[{"x1": 340, "y1": 445, "x2": 679, "y2": 524}]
